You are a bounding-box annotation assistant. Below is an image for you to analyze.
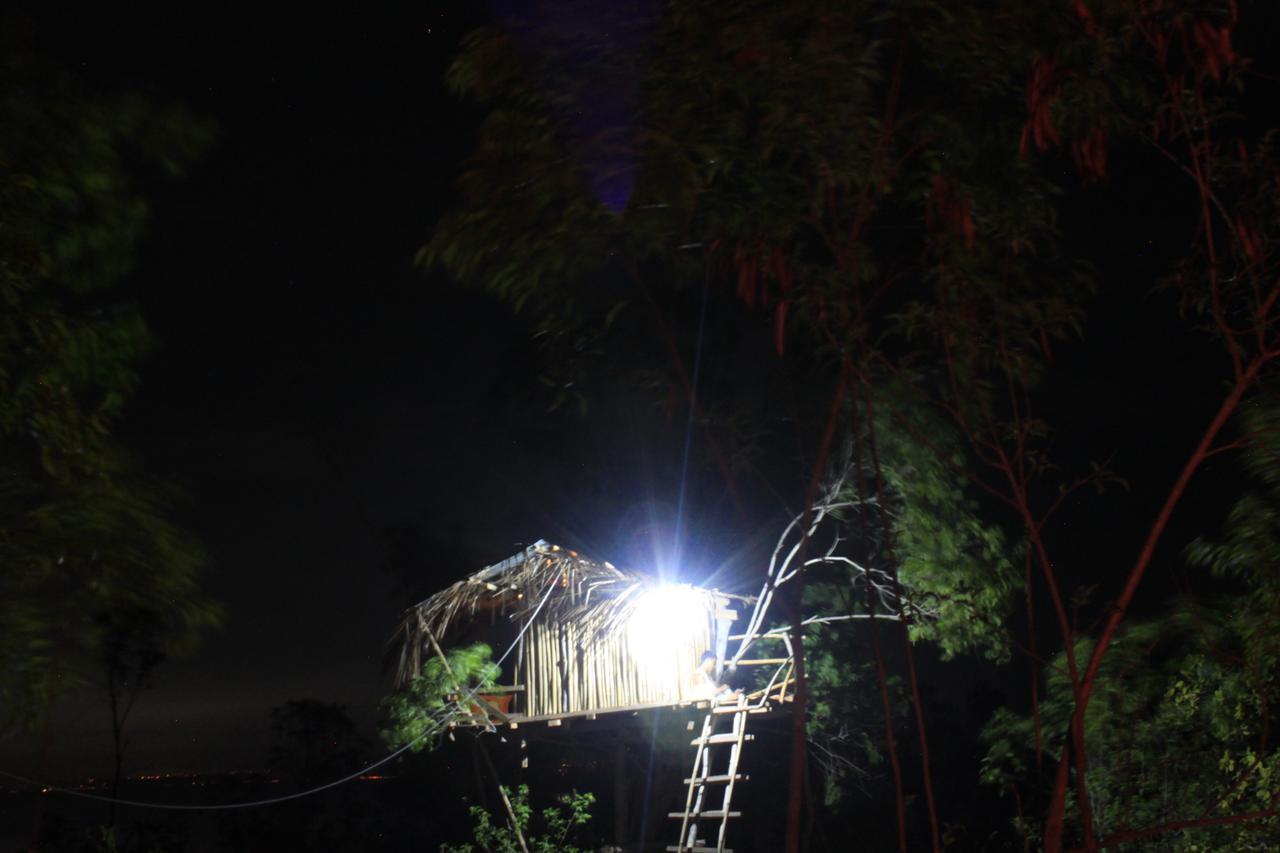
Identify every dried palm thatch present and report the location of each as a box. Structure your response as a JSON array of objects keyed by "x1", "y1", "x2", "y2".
[{"x1": 393, "y1": 540, "x2": 730, "y2": 718}]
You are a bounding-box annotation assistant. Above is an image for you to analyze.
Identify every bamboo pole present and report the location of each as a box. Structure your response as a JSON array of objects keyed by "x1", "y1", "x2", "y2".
[
  {"x1": 476, "y1": 740, "x2": 531, "y2": 853},
  {"x1": 498, "y1": 784, "x2": 531, "y2": 853},
  {"x1": 569, "y1": 622, "x2": 579, "y2": 712},
  {"x1": 779, "y1": 662, "x2": 794, "y2": 704},
  {"x1": 530, "y1": 627, "x2": 541, "y2": 716},
  {"x1": 584, "y1": 636, "x2": 593, "y2": 710},
  {"x1": 606, "y1": 645, "x2": 612, "y2": 707},
  {"x1": 537, "y1": 627, "x2": 548, "y2": 716},
  {"x1": 526, "y1": 627, "x2": 535, "y2": 716},
  {"x1": 522, "y1": 633, "x2": 532, "y2": 717},
  {"x1": 546, "y1": 627, "x2": 555, "y2": 715},
  {"x1": 568, "y1": 625, "x2": 576, "y2": 712},
  {"x1": 543, "y1": 640, "x2": 551, "y2": 716}
]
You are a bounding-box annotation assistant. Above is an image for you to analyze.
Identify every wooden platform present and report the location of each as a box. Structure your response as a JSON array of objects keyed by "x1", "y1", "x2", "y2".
[{"x1": 447, "y1": 696, "x2": 789, "y2": 730}]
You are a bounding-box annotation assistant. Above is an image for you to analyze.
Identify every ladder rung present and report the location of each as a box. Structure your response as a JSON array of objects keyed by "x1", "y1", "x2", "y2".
[
  {"x1": 711, "y1": 705, "x2": 751, "y2": 714},
  {"x1": 666, "y1": 847, "x2": 732, "y2": 852},
  {"x1": 691, "y1": 733, "x2": 753, "y2": 746},
  {"x1": 683, "y1": 773, "x2": 747, "y2": 785},
  {"x1": 668, "y1": 810, "x2": 741, "y2": 819}
]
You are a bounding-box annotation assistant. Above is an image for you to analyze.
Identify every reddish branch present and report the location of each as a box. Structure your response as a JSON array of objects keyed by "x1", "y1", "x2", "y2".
[
  {"x1": 1044, "y1": 6, "x2": 1278, "y2": 846},
  {"x1": 850, "y1": 399, "x2": 910, "y2": 853},
  {"x1": 819, "y1": 39, "x2": 943, "y2": 851},
  {"x1": 1093, "y1": 808, "x2": 1279, "y2": 849},
  {"x1": 859, "y1": 379, "x2": 943, "y2": 853}
]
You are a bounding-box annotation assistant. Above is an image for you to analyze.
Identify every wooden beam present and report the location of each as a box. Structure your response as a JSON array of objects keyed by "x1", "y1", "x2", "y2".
[
  {"x1": 735, "y1": 658, "x2": 789, "y2": 665},
  {"x1": 449, "y1": 698, "x2": 745, "y2": 729}
]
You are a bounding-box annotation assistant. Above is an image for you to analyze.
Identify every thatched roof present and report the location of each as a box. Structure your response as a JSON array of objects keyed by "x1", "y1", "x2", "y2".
[{"x1": 393, "y1": 540, "x2": 724, "y2": 688}]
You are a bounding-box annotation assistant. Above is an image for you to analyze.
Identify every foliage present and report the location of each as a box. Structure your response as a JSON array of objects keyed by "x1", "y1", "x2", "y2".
[
  {"x1": 983, "y1": 402, "x2": 1280, "y2": 850},
  {"x1": 1185, "y1": 399, "x2": 1280, "y2": 680},
  {"x1": 268, "y1": 700, "x2": 369, "y2": 788},
  {"x1": 0, "y1": 20, "x2": 220, "y2": 735},
  {"x1": 802, "y1": 615, "x2": 900, "y2": 808},
  {"x1": 983, "y1": 612, "x2": 1280, "y2": 850},
  {"x1": 100, "y1": 605, "x2": 169, "y2": 814},
  {"x1": 784, "y1": 402, "x2": 1015, "y2": 809},
  {"x1": 858, "y1": 403, "x2": 1018, "y2": 662},
  {"x1": 381, "y1": 642, "x2": 500, "y2": 752},
  {"x1": 427, "y1": 0, "x2": 1280, "y2": 847},
  {"x1": 426, "y1": 0, "x2": 1032, "y2": 658},
  {"x1": 441, "y1": 785, "x2": 596, "y2": 853}
]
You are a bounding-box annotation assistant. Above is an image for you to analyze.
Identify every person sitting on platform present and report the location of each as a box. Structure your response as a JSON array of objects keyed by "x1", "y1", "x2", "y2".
[{"x1": 694, "y1": 651, "x2": 741, "y2": 703}]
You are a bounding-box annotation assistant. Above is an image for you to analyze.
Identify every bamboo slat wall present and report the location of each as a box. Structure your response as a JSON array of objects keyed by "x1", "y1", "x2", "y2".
[
  {"x1": 523, "y1": 614, "x2": 713, "y2": 716},
  {"x1": 396, "y1": 541, "x2": 731, "y2": 718}
]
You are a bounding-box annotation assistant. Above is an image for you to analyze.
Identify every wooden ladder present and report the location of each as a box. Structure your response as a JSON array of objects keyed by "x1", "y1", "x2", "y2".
[{"x1": 667, "y1": 694, "x2": 752, "y2": 853}]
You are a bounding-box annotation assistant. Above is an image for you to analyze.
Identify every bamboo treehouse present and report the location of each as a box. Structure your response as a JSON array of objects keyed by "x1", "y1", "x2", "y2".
[
  {"x1": 391, "y1": 539, "x2": 818, "y2": 853},
  {"x1": 392, "y1": 540, "x2": 766, "y2": 723}
]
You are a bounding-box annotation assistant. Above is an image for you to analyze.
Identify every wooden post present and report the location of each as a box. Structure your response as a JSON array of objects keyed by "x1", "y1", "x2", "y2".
[
  {"x1": 778, "y1": 662, "x2": 794, "y2": 704},
  {"x1": 478, "y1": 739, "x2": 531, "y2": 853},
  {"x1": 424, "y1": 627, "x2": 505, "y2": 724},
  {"x1": 425, "y1": 627, "x2": 460, "y2": 692},
  {"x1": 498, "y1": 783, "x2": 532, "y2": 853}
]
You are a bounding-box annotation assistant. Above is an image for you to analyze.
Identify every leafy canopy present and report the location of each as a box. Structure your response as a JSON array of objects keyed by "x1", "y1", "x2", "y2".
[
  {"x1": 381, "y1": 642, "x2": 500, "y2": 753},
  {"x1": 0, "y1": 33, "x2": 219, "y2": 733},
  {"x1": 441, "y1": 785, "x2": 597, "y2": 853}
]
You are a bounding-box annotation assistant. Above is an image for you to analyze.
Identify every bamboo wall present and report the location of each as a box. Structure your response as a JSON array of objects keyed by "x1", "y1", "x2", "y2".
[{"x1": 522, "y1": 614, "x2": 713, "y2": 717}]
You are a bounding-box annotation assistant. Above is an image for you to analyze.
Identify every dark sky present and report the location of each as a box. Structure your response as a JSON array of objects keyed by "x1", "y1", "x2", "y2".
[{"x1": 1, "y1": 4, "x2": 728, "y2": 778}]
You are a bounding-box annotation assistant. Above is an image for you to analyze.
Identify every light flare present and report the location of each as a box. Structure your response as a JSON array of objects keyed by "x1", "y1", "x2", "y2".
[{"x1": 626, "y1": 583, "x2": 708, "y2": 670}]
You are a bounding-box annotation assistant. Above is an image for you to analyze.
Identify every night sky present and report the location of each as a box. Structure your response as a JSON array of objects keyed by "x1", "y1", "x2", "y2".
[
  {"x1": 1, "y1": 3, "x2": 761, "y2": 781},
  {"x1": 2, "y1": 5, "x2": 609, "y2": 777},
  {"x1": 2, "y1": 0, "x2": 1274, "y2": 810}
]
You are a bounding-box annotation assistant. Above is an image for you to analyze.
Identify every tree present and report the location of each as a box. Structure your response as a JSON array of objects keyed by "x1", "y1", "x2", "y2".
[
  {"x1": 884, "y1": 5, "x2": 1280, "y2": 848},
  {"x1": 381, "y1": 642, "x2": 500, "y2": 753},
  {"x1": 441, "y1": 785, "x2": 597, "y2": 853},
  {"x1": 98, "y1": 607, "x2": 166, "y2": 824},
  {"x1": 984, "y1": 611, "x2": 1280, "y2": 851},
  {"x1": 0, "y1": 30, "x2": 221, "y2": 852},
  {"x1": 203, "y1": 701, "x2": 375, "y2": 853},
  {"x1": 423, "y1": 1, "x2": 1280, "y2": 850},
  {"x1": 982, "y1": 400, "x2": 1280, "y2": 850},
  {"x1": 425, "y1": 7, "x2": 1007, "y2": 843},
  {"x1": 0, "y1": 21, "x2": 220, "y2": 741},
  {"x1": 269, "y1": 700, "x2": 370, "y2": 789}
]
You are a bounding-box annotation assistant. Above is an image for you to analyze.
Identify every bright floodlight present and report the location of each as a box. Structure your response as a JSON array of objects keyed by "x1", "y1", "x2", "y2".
[{"x1": 627, "y1": 583, "x2": 708, "y2": 670}]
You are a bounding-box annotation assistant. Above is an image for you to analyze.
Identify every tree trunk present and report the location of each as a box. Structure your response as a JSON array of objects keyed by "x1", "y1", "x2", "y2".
[
  {"x1": 862, "y1": 386, "x2": 942, "y2": 852},
  {"x1": 108, "y1": 667, "x2": 123, "y2": 826},
  {"x1": 1043, "y1": 362, "x2": 1262, "y2": 851},
  {"x1": 26, "y1": 686, "x2": 58, "y2": 853},
  {"x1": 784, "y1": 588, "x2": 809, "y2": 853},
  {"x1": 785, "y1": 369, "x2": 849, "y2": 852},
  {"x1": 869, "y1": 617, "x2": 908, "y2": 853}
]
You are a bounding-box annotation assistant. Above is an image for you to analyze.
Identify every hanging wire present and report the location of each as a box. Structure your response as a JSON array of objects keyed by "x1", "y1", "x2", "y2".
[{"x1": 0, "y1": 573, "x2": 561, "y2": 812}]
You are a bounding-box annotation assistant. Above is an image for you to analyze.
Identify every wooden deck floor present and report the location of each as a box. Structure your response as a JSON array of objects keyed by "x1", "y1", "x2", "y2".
[{"x1": 449, "y1": 696, "x2": 790, "y2": 730}]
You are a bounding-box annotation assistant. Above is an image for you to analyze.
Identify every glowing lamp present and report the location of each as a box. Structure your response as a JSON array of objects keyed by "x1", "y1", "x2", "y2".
[{"x1": 626, "y1": 583, "x2": 708, "y2": 670}]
